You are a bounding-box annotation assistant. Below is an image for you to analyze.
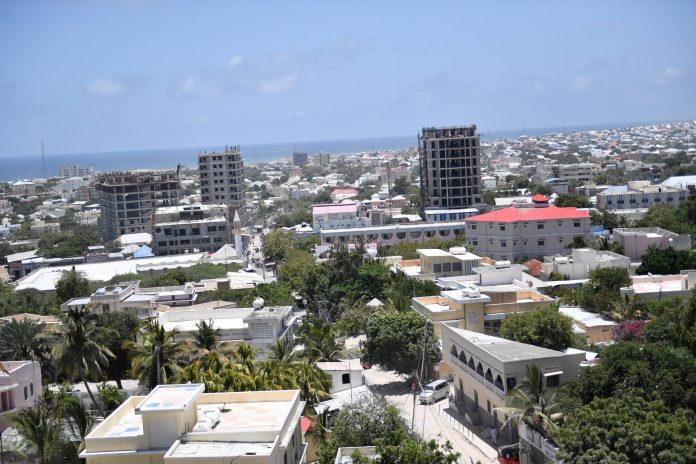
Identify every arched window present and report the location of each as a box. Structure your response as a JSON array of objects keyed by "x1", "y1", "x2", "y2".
[
  {"x1": 450, "y1": 345, "x2": 458, "y2": 357},
  {"x1": 24, "y1": 386, "x2": 28, "y2": 401},
  {"x1": 30, "y1": 382, "x2": 34, "y2": 396},
  {"x1": 468, "y1": 357, "x2": 475, "y2": 370},
  {"x1": 495, "y1": 375, "x2": 504, "y2": 392},
  {"x1": 439, "y1": 229, "x2": 450, "y2": 237},
  {"x1": 476, "y1": 362, "x2": 484, "y2": 377},
  {"x1": 409, "y1": 231, "x2": 421, "y2": 239},
  {"x1": 458, "y1": 351, "x2": 467, "y2": 364},
  {"x1": 485, "y1": 368, "x2": 493, "y2": 383},
  {"x1": 396, "y1": 232, "x2": 406, "y2": 239}
]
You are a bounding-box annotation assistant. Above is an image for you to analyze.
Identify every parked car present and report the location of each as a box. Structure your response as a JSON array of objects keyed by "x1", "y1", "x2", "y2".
[{"x1": 418, "y1": 379, "x2": 449, "y2": 404}]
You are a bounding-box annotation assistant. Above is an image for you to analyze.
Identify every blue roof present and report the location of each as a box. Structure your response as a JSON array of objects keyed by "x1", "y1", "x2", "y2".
[{"x1": 133, "y1": 245, "x2": 154, "y2": 258}]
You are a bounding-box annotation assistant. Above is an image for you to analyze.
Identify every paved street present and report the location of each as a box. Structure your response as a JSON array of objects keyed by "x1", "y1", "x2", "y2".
[{"x1": 363, "y1": 367, "x2": 498, "y2": 464}]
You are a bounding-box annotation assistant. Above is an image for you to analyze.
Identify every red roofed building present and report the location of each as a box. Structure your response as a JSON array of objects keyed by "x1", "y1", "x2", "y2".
[{"x1": 465, "y1": 205, "x2": 591, "y2": 260}]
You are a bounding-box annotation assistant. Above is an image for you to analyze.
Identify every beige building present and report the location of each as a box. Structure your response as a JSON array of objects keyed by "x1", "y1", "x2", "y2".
[
  {"x1": 612, "y1": 227, "x2": 692, "y2": 261},
  {"x1": 80, "y1": 384, "x2": 306, "y2": 464},
  {"x1": 558, "y1": 306, "x2": 616, "y2": 345},
  {"x1": 61, "y1": 282, "x2": 158, "y2": 318},
  {"x1": 442, "y1": 325, "x2": 585, "y2": 441},
  {"x1": 395, "y1": 248, "x2": 481, "y2": 280},
  {"x1": 541, "y1": 248, "x2": 630, "y2": 280},
  {"x1": 153, "y1": 204, "x2": 230, "y2": 256},
  {"x1": 544, "y1": 163, "x2": 600, "y2": 183},
  {"x1": 418, "y1": 126, "x2": 483, "y2": 210},
  {"x1": 198, "y1": 146, "x2": 245, "y2": 212},
  {"x1": 464, "y1": 205, "x2": 591, "y2": 261}
]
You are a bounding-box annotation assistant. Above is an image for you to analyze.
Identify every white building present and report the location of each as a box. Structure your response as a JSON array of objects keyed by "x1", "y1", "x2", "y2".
[
  {"x1": 11, "y1": 181, "x2": 36, "y2": 196},
  {"x1": 394, "y1": 248, "x2": 481, "y2": 280},
  {"x1": 198, "y1": 146, "x2": 245, "y2": 212},
  {"x1": 424, "y1": 207, "x2": 479, "y2": 223},
  {"x1": 316, "y1": 359, "x2": 364, "y2": 395},
  {"x1": 613, "y1": 227, "x2": 692, "y2": 261},
  {"x1": 596, "y1": 181, "x2": 688, "y2": 211},
  {"x1": 312, "y1": 203, "x2": 371, "y2": 232},
  {"x1": 153, "y1": 204, "x2": 230, "y2": 256},
  {"x1": 58, "y1": 164, "x2": 94, "y2": 178},
  {"x1": 80, "y1": 385, "x2": 307, "y2": 464},
  {"x1": 541, "y1": 248, "x2": 630, "y2": 280},
  {"x1": 0, "y1": 361, "x2": 42, "y2": 430}
]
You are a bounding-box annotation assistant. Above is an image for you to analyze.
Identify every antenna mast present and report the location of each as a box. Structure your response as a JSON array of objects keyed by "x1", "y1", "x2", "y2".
[{"x1": 41, "y1": 140, "x2": 46, "y2": 178}]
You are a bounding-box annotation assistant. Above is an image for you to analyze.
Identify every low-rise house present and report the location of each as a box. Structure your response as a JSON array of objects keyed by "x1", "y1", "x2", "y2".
[
  {"x1": 0, "y1": 361, "x2": 42, "y2": 430},
  {"x1": 541, "y1": 248, "x2": 630, "y2": 280},
  {"x1": 442, "y1": 325, "x2": 585, "y2": 441},
  {"x1": 316, "y1": 359, "x2": 364, "y2": 395},
  {"x1": 394, "y1": 248, "x2": 481, "y2": 280},
  {"x1": 157, "y1": 301, "x2": 296, "y2": 358},
  {"x1": 80, "y1": 384, "x2": 307, "y2": 464},
  {"x1": 61, "y1": 282, "x2": 158, "y2": 318},
  {"x1": 320, "y1": 221, "x2": 465, "y2": 248},
  {"x1": 612, "y1": 227, "x2": 692, "y2": 261},
  {"x1": 558, "y1": 306, "x2": 616, "y2": 344},
  {"x1": 621, "y1": 270, "x2": 696, "y2": 302}
]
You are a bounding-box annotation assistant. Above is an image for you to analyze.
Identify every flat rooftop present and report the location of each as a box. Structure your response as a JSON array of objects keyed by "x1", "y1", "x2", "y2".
[
  {"x1": 166, "y1": 441, "x2": 275, "y2": 459},
  {"x1": 136, "y1": 384, "x2": 204, "y2": 414},
  {"x1": 447, "y1": 325, "x2": 568, "y2": 363}
]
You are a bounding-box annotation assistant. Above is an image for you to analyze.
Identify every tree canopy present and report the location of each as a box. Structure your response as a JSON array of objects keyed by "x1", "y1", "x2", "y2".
[{"x1": 499, "y1": 306, "x2": 575, "y2": 351}]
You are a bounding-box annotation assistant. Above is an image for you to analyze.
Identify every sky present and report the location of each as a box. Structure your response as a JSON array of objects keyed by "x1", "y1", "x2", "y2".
[{"x1": 1, "y1": 0, "x2": 695, "y2": 157}]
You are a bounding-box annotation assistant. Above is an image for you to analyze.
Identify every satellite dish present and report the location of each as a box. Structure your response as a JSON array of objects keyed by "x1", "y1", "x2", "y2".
[{"x1": 253, "y1": 297, "x2": 265, "y2": 310}]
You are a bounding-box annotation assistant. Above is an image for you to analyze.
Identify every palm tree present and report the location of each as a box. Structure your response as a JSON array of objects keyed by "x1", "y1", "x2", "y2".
[
  {"x1": 494, "y1": 365, "x2": 563, "y2": 439},
  {"x1": 10, "y1": 403, "x2": 62, "y2": 464},
  {"x1": 294, "y1": 358, "x2": 332, "y2": 405},
  {"x1": 0, "y1": 318, "x2": 52, "y2": 362},
  {"x1": 53, "y1": 307, "x2": 114, "y2": 416},
  {"x1": 125, "y1": 320, "x2": 184, "y2": 389},
  {"x1": 193, "y1": 319, "x2": 221, "y2": 353},
  {"x1": 57, "y1": 395, "x2": 94, "y2": 454},
  {"x1": 268, "y1": 339, "x2": 295, "y2": 363},
  {"x1": 299, "y1": 321, "x2": 343, "y2": 362}
]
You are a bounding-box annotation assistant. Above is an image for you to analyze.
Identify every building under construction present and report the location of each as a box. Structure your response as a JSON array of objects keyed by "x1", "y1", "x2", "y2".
[{"x1": 95, "y1": 171, "x2": 180, "y2": 240}]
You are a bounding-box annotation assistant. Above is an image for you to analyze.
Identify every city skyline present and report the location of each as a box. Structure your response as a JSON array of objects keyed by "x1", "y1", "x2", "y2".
[{"x1": 1, "y1": 0, "x2": 695, "y2": 157}]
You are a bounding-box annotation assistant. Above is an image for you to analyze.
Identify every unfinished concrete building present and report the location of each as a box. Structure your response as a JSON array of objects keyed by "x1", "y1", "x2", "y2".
[
  {"x1": 198, "y1": 145, "x2": 245, "y2": 212},
  {"x1": 419, "y1": 126, "x2": 483, "y2": 211},
  {"x1": 95, "y1": 171, "x2": 180, "y2": 240}
]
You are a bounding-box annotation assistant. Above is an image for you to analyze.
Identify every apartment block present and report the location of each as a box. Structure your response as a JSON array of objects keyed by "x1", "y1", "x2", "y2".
[
  {"x1": 80, "y1": 384, "x2": 307, "y2": 464},
  {"x1": 153, "y1": 204, "x2": 229, "y2": 255},
  {"x1": 95, "y1": 171, "x2": 180, "y2": 240},
  {"x1": 543, "y1": 163, "x2": 600, "y2": 182},
  {"x1": 292, "y1": 152, "x2": 309, "y2": 167},
  {"x1": 395, "y1": 248, "x2": 481, "y2": 280},
  {"x1": 464, "y1": 205, "x2": 591, "y2": 261},
  {"x1": 613, "y1": 227, "x2": 692, "y2": 260},
  {"x1": 312, "y1": 202, "x2": 371, "y2": 232},
  {"x1": 58, "y1": 164, "x2": 94, "y2": 178},
  {"x1": 418, "y1": 126, "x2": 482, "y2": 210},
  {"x1": 315, "y1": 152, "x2": 330, "y2": 167},
  {"x1": 320, "y1": 221, "x2": 465, "y2": 247},
  {"x1": 596, "y1": 181, "x2": 688, "y2": 211},
  {"x1": 442, "y1": 324, "x2": 584, "y2": 441},
  {"x1": 198, "y1": 146, "x2": 245, "y2": 212}
]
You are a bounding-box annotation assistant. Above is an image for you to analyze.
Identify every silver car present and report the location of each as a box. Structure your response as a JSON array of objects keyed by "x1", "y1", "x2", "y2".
[{"x1": 418, "y1": 379, "x2": 449, "y2": 404}]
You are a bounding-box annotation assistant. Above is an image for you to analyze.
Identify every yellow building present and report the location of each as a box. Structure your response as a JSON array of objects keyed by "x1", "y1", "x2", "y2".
[{"x1": 80, "y1": 384, "x2": 306, "y2": 464}]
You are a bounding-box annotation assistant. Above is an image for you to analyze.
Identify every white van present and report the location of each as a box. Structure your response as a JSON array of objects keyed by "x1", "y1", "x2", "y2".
[{"x1": 418, "y1": 379, "x2": 449, "y2": 404}]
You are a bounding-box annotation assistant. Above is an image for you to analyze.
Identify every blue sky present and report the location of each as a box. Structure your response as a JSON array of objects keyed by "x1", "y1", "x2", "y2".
[{"x1": 1, "y1": 0, "x2": 695, "y2": 156}]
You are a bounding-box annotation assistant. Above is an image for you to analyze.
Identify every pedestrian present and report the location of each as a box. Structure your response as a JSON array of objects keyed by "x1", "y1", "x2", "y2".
[{"x1": 490, "y1": 425, "x2": 498, "y2": 446}]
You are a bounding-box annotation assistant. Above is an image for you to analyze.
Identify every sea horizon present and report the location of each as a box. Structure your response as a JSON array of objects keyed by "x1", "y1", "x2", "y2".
[{"x1": 0, "y1": 118, "x2": 690, "y2": 182}]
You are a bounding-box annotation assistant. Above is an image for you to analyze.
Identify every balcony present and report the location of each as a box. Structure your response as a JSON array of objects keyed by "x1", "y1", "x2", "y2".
[{"x1": 448, "y1": 351, "x2": 505, "y2": 398}]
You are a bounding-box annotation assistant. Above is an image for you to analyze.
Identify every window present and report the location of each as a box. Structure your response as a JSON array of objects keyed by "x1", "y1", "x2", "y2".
[
  {"x1": 30, "y1": 382, "x2": 34, "y2": 396},
  {"x1": 487, "y1": 400, "x2": 491, "y2": 413},
  {"x1": 546, "y1": 374, "x2": 560, "y2": 388},
  {"x1": 499, "y1": 224, "x2": 506, "y2": 231},
  {"x1": 573, "y1": 221, "x2": 581, "y2": 227},
  {"x1": 433, "y1": 263, "x2": 442, "y2": 273},
  {"x1": 471, "y1": 240, "x2": 478, "y2": 246},
  {"x1": 470, "y1": 224, "x2": 477, "y2": 230},
  {"x1": 24, "y1": 386, "x2": 28, "y2": 400},
  {"x1": 342, "y1": 373, "x2": 351, "y2": 384},
  {"x1": 538, "y1": 240, "x2": 545, "y2": 246},
  {"x1": 506, "y1": 377, "x2": 517, "y2": 390},
  {"x1": 500, "y1": 240, "x2": 507, "y2": 248}
]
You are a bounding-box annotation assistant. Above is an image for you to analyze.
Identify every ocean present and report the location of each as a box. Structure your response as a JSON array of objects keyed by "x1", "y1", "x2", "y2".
[{"x1": 0, "y1": 120, "x2": 680, "y2": 181}]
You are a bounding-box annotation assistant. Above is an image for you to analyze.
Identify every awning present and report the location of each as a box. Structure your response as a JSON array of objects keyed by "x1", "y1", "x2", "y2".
[{"x1": 543, "y1": 371, "x2": 563, "y2": 377}]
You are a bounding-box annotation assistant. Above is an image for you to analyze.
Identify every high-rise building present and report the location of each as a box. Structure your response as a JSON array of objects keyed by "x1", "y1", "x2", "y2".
[
  {"x1": 198, "y1": 146, "x2": 245, "y2": 212},
  {"x1": 95, "y1": 171, "x2": 180, "y2": 240},
  {"x1": 418, "y1": 126, "x2": 482, "y2": 210},
  {"x1": 58, "y1": 164, "x2": 94, "y2": 178},
  {"x1": 316, "y1": 152, "x2": 330, "y2": 167},
  {"x1": 153, "y1": 204, "x2": 230, "y2": 255},
  {"x1": 292, "y1": 152, "x2": 308, "y2": 167}
]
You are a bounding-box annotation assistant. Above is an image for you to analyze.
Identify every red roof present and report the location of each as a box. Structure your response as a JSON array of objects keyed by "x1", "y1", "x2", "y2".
[
  {"x1": 301, "y1": 416, "x2": 314, "y2": 434},
  {"x1": 465, "y1": 206, "x2": 589, "y2": 223},
  {"x1": 531, "y1": 194, "x2": 548, "y2": 202},
  {"x1": 522, "y1": 259, "x2": 543, "y2": 277}
]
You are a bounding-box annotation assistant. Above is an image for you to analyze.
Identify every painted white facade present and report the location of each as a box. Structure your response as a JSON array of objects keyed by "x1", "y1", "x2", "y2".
[{"x1": 316, "y1": 359, "x2": 364, "y2": 395}]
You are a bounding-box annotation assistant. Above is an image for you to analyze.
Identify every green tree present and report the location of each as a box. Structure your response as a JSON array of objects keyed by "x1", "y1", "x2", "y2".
[
  {"x1": 553, "y1": 194, "x2": 591, "y2": 208},
  {"x1": 97, "y1": 311, "x2": 140, "y2": 389},
  {"x1": 363, "y1": 311, "x2": 441, "y2": 376},
  {"x1": 576, "y1": 267, "x2": 631, "y2": 316},
  {"x1": 391, "y1": 176, "x2": 411, "y2": 196},
  {"x1": 297, "y1": 320, "x2": 344, "y2": 362},
  {"x1": 636, "y1": 246, "x2": 696, "y2": 275},
  {"x1": 499, "y1": 306, "x2": 575, "y2": 351},
  {"x1": 374, "y1": 438, "x2": 460, "y2": 464},
  {"x1": 97, "y1": 382, "x2": 123, "y2": 411},
  {"x1": 55, "y1": 268, "x2": 91, "y2": 304},
  {"x1": 125, "y1": 320, "x2": 184, "y2": 389},
  {"x1": 262, "y1": 229, "x2": 293, "y2": 264},
  {"x1": 0, "y1": 318, "x2": 52, "y2": 364},
  {"x1": 53, "y1": 307, "x2": 115, "y2": 416},
  {"x1": 557, "y1": 392, "x2": 696, "y2": 463},
  {"x1": 194, "y1": 319, "x2": 221, "y2": 353}
]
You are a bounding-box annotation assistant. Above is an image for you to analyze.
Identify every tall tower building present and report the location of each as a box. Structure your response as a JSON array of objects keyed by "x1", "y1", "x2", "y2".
[
  {"x1": 418, "y1": 125, "x2": 482, "y2": 210},
  {"x1": 198, "y1": 145, "x2": 245, "y2": 212},
  {"x1": 292, "y1": 152, "x2": 308, "y2": 167},
  {"x1": 95, "y1": 171, "x2": 180, "y2": 240}
]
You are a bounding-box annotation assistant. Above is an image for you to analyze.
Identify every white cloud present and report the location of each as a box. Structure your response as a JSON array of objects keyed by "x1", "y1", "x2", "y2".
[
  {"x1": 663, "y1": 66, "x2": 683, "y2": 79},
  {"x1": 177, "y1": 76, "x2": 221, "y2": 98},
  {"x1": 571, "y1": 73, "x2": 591, "y2": 92},
  {"x1": 257, "y1": 73, "x2": 298, "y2": 94},
  {"x1": 226, "y1": 54, "x2": 245, "y2": 69},
  {"x1": 86, "y1": 78, "x2": 125, "y2": 96}
]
